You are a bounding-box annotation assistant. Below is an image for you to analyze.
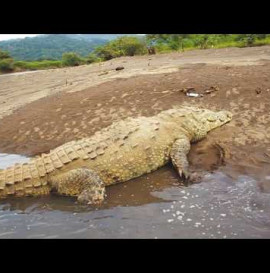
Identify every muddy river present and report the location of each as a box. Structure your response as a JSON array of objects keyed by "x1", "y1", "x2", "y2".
[{"x1": 1, "y1": 153, "x2": 270, "y2": 238}]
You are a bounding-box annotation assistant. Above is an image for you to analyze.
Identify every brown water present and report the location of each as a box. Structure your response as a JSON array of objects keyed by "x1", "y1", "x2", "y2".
[{"x1": 1, "y1": 154, "x2": 270, "y2": 238}]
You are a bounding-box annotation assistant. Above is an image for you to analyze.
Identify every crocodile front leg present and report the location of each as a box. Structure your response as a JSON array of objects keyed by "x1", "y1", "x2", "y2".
[
  {"x1": 49, "y1": 168, "x2": 105, "y2": 205},
  {"x1": 170, "y1": 136, "x2": 191, "y2": 185}
]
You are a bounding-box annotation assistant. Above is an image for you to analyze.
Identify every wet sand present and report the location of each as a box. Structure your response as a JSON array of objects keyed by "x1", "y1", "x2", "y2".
[{"x1": 0, "y1": 46, "x2": 270, "y2": 238}]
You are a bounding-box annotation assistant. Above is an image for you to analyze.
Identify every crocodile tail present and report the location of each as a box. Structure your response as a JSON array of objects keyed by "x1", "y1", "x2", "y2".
[
  {"x1": 0, "y1": 142, "x2": 91, "y2": 199},
  {"x1": 0, "y1": 160, "x2": 51, "y2": 199}
]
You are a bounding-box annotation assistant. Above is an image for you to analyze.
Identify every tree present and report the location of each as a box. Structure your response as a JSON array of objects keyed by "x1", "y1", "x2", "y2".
[
  {"x1": 0, "y1": 49, "x2": 11, "y2": 59},
  {"x1": 86, "y1": 53, "x2": 100, "y2": 64},
  {"x1": 94, "y1": 36, "x2": 147, "y2": 61},
  {"x1": 115, "y1": 36, "x2": 147, "y2": 56},
  {"x1": 146, "y1": 34, "x2": 191, "y2": 51},
  {"x1": 0, "y1": 58, "x2": 14, "y2": 72},
  {"x1": 236, "y1": 34, "x2": 262, "y2": 46},
  {"x1": 94, "y1": 45, "x2": 117, "y2": 60},
  {"x1": 62, "y1": 52, "x2": 82, "y2": 66},
  {"x1": 192, "y1": 35, "x2": 211, "y2": 49},
  {"x1": 0, "y1": 49, "x2": 14, "y2": 72},
  {"x1": 0, "y1": 35, "x2": 106, "y2": 61}
]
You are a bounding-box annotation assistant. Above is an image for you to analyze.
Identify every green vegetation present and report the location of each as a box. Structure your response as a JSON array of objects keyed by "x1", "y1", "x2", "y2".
[
  {"x1": 0, "y1": 34, "x2": 108, "y2": 61},
  {"x1": 0, "y1": 49, "x2": 14, "y2": 72},
  {"x1": 86, "y1": 53, "x2": 102, "y2": 64},
  {"x1": 62, "y1": 52, "x2": 84, "y2": 66},
  {"x1": 1, "y1": 34, "x2": 270, "y2": 74},
  {"x1": 14, "y1": 60, "x2": 63, "y2": 71},
  {"x1": 90, "y1": 34, "x2": 270, "y2": 60},
  {"x1": 94, "y1": 36, "x2": 147, "y2": 60},
  {"x1": 0, "y1": 48, "x2": 60, "y2": 73},
  {"x1": 145, "y1": 34, "x2": 270, "y2": 52},
  {"x1": 0, "y1": 58, "x2": 14, "y2": 72},
  {"x1": 0, "y1": 50, "x2": 11, "y2": 59},
  {"x1": 0, "y1": 35, "x2": 140, "y2": 61}
]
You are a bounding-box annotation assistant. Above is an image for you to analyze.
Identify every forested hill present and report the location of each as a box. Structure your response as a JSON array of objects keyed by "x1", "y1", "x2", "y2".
[{"x1": 0, "y1": 34, "x2": 130, "y2": 61}]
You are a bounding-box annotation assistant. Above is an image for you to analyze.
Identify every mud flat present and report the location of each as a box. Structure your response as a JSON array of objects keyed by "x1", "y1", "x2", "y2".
[
  {"x1": 1, "y1": 45, "x2": 270, "y2": 120},
  {"x1": 0, "y1": 46, "x2": 270, "y2": 238}
]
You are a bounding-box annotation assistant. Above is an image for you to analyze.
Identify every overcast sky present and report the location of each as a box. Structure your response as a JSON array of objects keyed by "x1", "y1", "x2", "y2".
[
  {"x1": 0, "y1": 34, "x2": 145, "y2": 41},
  {"x1": 0, "y1": 34, "x2": 39, "y2": 41}
]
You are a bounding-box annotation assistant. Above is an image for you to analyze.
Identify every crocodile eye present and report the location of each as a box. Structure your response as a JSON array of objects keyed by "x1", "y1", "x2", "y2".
[{"x1": 219, "y1": 116, "x2": 225, "y2": 122}]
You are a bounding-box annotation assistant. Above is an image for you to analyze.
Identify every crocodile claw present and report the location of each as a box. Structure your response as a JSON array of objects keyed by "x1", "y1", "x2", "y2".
[
  {"x1": 178, "y1": 169, "x2": 191, "y2": 186},
  {"x1": 178, "y1": 170, "x2": 203, "y2": 186},
  {"x1": 77, "y1": 189, "x2": 105, "y2": 205}
]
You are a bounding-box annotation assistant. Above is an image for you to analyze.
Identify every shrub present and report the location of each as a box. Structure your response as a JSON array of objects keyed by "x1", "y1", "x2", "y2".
[
  {"x1": 14, "y1": 60, "x2": 63, "y2": 70},
  {"x1": 146, "y1": 34, "x2": 193, "y2": 51},
  {"x1": 115, "y1": 36, "x2": 147, "y2": 56},
  {"x1": 192, "y1": 35, "x2": 212, "y2": 49},
  {"x1": 86, "y1": 53, "x2": 101, "y2": 64},
  {"x1": 94, "y1": 36, "x2": 147, "y2": 61},
  {"x1": 236, "y1": 34, "x2": 258, "y2": 47},
  {"x1": 94, "y1": 44, "x2": 119, "y2": 60},
  {"x1": 253, "y1": 36, "x2": 270, "y2": 46},
  {"x1": 0, "y1": 49, "x2": 11, "y2": 60},
  {"x1": 0, "y1": 58, "x2": 14, "y2": 72},
  {"x1": 62, "y1": 52, "x2": 83, "y2": 66},
  {"x1": 94, "y1": 45, "x2": 115, "y2": 60},
  {"x1": 155, "y1": 43, "x2": 173, "y2": 53}
]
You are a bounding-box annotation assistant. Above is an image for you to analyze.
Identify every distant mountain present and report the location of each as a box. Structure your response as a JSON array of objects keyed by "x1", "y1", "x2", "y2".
[
  {"x1": 0, "y1": 34, "x2": 139, "y2": 61},
  {"x1": 65, "y1": 34, "x2": 135, "y2": 41}
]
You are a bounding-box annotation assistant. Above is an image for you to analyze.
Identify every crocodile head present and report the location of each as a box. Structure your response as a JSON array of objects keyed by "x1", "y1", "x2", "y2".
[{"x1": 199, "y1": 109, "x2": 233, "y2": 132}]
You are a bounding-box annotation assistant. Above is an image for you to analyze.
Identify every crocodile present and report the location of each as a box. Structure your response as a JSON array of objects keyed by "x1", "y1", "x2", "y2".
[{"x1": 0, "y1": 107, "x2": 232, "y2": 205}]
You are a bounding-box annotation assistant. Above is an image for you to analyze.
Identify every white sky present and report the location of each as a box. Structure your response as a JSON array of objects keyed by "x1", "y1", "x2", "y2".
[
  {"x1": 0, "y1": 34, "x2": 39, "y2": 41},
  {"x1": 0, "y1": 34, "x2": 145, "y2": 41}
]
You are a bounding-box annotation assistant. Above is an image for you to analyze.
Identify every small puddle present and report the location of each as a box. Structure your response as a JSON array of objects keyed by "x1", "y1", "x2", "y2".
[{"x1": 0, "y1": 153, "x2": 29, "y2": 169}]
